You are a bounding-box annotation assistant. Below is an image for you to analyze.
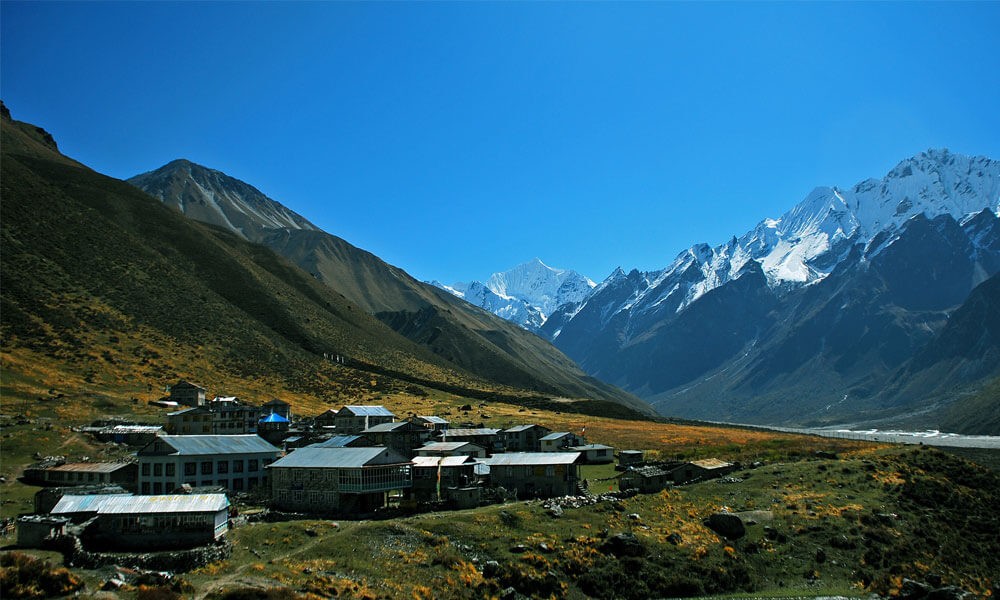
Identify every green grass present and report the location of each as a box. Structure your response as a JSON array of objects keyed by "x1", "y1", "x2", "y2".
[{"x1": 164, "y1": 445, "x2": 999, "y2": 600}]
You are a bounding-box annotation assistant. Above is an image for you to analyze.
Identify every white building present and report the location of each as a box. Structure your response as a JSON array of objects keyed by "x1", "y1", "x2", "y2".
[{"x1": 137, "y1": 435, "x2": 280, "y2": 494}]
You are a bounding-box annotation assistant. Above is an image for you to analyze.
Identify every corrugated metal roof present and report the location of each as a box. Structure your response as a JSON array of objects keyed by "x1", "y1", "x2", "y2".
[
  {"x1": 418, "y1": 442, "x2": 480, "y2": 451},
  {"x1": 567, "y1": 444, "x2": 613, "y2": 451},
  {"x1": 339, "y1": 405, "x2": 395, "y2": 417},
  {"x1": 417, "y1": 416, "x2": 449, "y2": 424},
  {"x1": 153, "y1": 435, "x2": 280, "y2": 456},
  {"x1": 441, "y1": 428, "x2": 500, "y2": 437},
  {"x1": 268, "y1": 447, "x2": 411, "y2": 469},
  {"x1": 49, "y1": 462, "x2": 132, "y2": 473},
  {"x1": 96, "y1": 494, "x2": 228, "y2": 514},
  {"x1": 481, "y1": 452, "x2": 581, "y2": 466},
  {"x1": 362, "y1": 421, "x2": 416, "y2": 433},
  {"x1": 167, "y1": 407, "x2": 203, "y2": 416},
  {"x1": 308, "y1": 435, "x2": 364, "y2": 448},
  {"x1": 106, "y1": 425, "x2": 162, "y2": 433},
  {"x1": 412, "y1": 456, "x2": 477, "y2": 468},
  {"x1": 539, "y1": 432, "x2": 572, "y2": 441},
  {"x1": 504, "y1": 424, "x2": 545, "y2": 433},
  {"x1": 51, "y1": 494, "x2": 125, "y2": 514}
]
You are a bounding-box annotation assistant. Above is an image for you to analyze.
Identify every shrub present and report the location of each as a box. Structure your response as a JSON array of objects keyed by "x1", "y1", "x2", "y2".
[{"x1": 0, "y1": 552, "x2": 84, "y2": 599}]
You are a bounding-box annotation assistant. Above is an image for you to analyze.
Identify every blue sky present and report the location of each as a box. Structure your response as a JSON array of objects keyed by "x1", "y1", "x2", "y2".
[{"x1": 3, "y1": 2, "x2": 998, "y2": 284}]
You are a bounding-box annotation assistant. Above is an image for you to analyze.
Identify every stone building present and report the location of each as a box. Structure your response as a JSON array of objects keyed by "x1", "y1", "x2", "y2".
[
  {"x1": 503, "y1": 424, "x2": 552, "y2": 452},
  {"x1": 410, "y1": 455, "x2": 479, "y2": 505},
  {"x1": 169, "y1": 381, "x2": 206, "y2": 407},
  {"x1": 23, "y1": 461, "x2": 136, "y2": 488},
  {"x1": 539, "y1": 432, "x2": 586, "y2": 452},
  {"x1": 480, "y1": 452, "x2": 582, "y2": 498},
  {"x1": 268, "y1": 447, "x2": 412, "y2": 514},
  {"x1": 52, "y1": 493, "x2": 230, "y2": 550},
  {"x1": 361, "y1": 421, "x2": 432, "y2": 457},
  {"x1": 333, "y1": 406, "x2": 395, "y2": 434}
]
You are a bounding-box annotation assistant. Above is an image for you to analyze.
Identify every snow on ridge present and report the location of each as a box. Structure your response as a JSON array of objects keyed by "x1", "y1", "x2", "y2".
[{"x1": 598, "y1": 149, "x2": 1000, "y2": 323}]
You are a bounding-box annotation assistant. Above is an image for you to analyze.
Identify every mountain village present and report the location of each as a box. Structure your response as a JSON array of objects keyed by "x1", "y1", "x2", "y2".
[{"x1": 12, "y1": 381, "x2": 737, "y2": 567}]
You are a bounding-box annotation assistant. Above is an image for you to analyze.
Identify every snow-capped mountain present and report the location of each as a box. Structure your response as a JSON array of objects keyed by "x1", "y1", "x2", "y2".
[
  {"x1": 432, "y1": 258, "x2": 596, "y2": 332},
  {"x1": 545, "y1": 149, "x2": 1000, "y2": 344},
  {"x1": 543, "y1": 149, "x2": 1000, "y2": 430}
]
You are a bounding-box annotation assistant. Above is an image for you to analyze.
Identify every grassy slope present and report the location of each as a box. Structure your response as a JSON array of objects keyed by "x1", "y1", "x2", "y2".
[
  {"x1": 182, "y1": 445, "x2": 997, "y2": 600},
  {"x1": 1, "y1": 111, "x2": 651, "y2": 426},
  {"x1": 127, "y1": 159, "x2": 652, "y2": 416},
  {"x1": 3, "y1": 375, "x2": 998, "y2": 598}
]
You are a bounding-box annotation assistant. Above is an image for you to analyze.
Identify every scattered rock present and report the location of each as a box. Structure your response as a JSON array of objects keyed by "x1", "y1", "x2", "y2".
[
  {"x1": 304, "y1": 528, "x2": 318, "y2": 537},
  {"x1": 666, "y1": 532, "x2": 682, "y2": 545},
  {"x1": 927, "y1": 587, "x2": 974, "y2": 600},
  {"x1": 509, "y1": 544, "x2": 528, "y2": 553},
  {"x1": 815, "y1": 450, "x2": 838, "y2": 459},
  {"x1": 705, "y1": 512, "x2": 746, "y2": 539},
  {"x1": 717, "y1": 477, "x2": 744, "y2": 483},
  {"x1": 899, "y1": 579, "x2": 933, "y2": 600},
  {"x1": 815, "y1": 547, "x2": 826, "y2": 563},
  {"x1": 547, "y1": 504, "x2": 563, "y2": 518},
  {"x1": 538, "y1": 542, "x2": 553, "y2": 553},
  {"x1": 830, "y1": 534, "x2": 856, "y2": 549},
  {"x1": 626, "y1": 513, "x2": 641, "y2": 520}
]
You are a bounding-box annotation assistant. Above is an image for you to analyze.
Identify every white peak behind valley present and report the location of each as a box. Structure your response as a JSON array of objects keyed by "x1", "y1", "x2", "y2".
[{"x1": 431, "y1": 258, "x2": 595, "y2": 332}]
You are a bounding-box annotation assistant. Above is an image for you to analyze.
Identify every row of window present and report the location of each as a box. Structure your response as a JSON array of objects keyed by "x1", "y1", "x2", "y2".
[
  {"x1": 140, "y1": 458, "x2": 273, "y2": 478},
  {"x1": 45, "y1": 471, "x2": 108, "y2": 482},
  {"x1": 139, "y1": 477, "x2": 263, "y2": 494}
]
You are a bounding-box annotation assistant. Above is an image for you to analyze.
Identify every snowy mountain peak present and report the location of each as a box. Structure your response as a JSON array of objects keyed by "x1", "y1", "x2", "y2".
[
  {"x1": 736, "y1": 149, "x2": 1000, "y2": 287},
  {"x1": 432, "y1": 259, "x2": 596, "y2": 332},
  {"x1": 551, "y1": 149, "x2": 1000, "y2": 339}
]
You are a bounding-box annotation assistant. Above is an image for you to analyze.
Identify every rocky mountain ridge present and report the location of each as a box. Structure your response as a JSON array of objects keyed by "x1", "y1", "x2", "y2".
[{"x1": 540, "y1": 150, "x2": 1000, "y2": 430}]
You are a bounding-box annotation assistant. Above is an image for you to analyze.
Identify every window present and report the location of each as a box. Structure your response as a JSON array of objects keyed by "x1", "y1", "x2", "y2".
[
  {"x1": 217, "y1": 461, "x2": 228, "y2": 474},
  {"x1": 248, "y1": 459, "x2": 259, "y2": 472},
  {"x1": 232, "y1": 478, "x2": 244, "y2": 491},
  {"x1": 141, "y1": 482, "x2": 150, "y2": 494},
  {"x1": 141, "y1": 463, "x2": 150, "y2": 476},
  {"x1": 184, "y1": 462, "x2": 196, "y2": 476},
  {"x1": 166, "y1": 463, "x2": 175, "y2": 477},
  {"x1": 153, "y1": 463, "x2": 163, "y2": 476},
  {"x1": 153, "y1": 482, "x2": 162, "y2": 494},
  {"x1": 201, "y1": 461, "x2": 212, "y2": 475},
  {"x1": 233, "y1": 460, "x2": 244, "y2": 473}
]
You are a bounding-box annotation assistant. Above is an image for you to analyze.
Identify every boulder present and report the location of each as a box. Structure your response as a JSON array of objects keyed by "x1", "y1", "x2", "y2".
[
  {"x1": 705, "y1": 512, "x2": 746, "y2": 539},
  {"x1": 599, "y1": 532, "x2": 646, "y2": 557}
]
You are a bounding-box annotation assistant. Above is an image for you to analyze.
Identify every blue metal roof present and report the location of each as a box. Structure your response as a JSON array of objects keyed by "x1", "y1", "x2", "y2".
[
  {"x1": 153, "y1": 435, "x2": 280, "y2": 456},
  {"x1": 260, "y1": 413, "x2": 289, "y2": 423}
]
